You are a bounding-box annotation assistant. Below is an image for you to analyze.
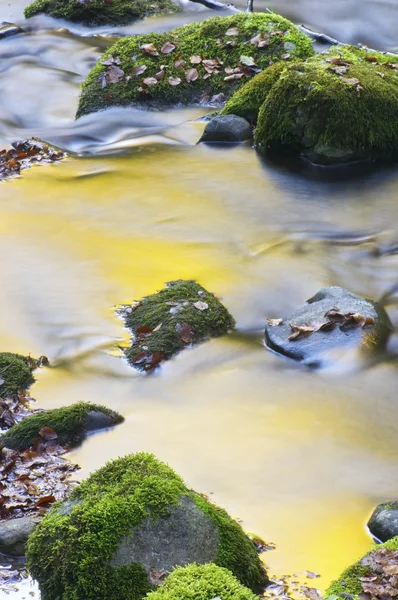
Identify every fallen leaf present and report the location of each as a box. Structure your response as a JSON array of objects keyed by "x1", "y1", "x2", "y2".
[
  {"x1": 168, "y1": 76, "x2": 181, "y2": 86},
  {"x1": 142, "y1": 77, "x2": 158, "y2": 86},
  {"x1": 329, "y1": 65, "x2": 348, "y2": 75},
  {"x1": 185, "y1": 68, "x2": 199, "y2": 82},
  {"x1": 324, "y1": 308, "x2": 345, "y2": 322},
  {"x1": 225, "y1": 27, "x2": 239, "y2": 36},
  {"x1": 174, "y1": 59, "x2": 186, "y2": 69},
  {"x1": 39, "y1": 427, "x2": 58, "y2": 441},
  {"x1": 145, "y1": 351, "x2": 165, "y2": 368},
  {"x1": 365, "y1": 55, "x2": 379, "y2": 63},
  {"x1": 240, "y1": 55, "x2": 256, "y2": 67},
  {"x1": 136, "y1": 325, "x2": 154, "y2": 334},
  {"x1": 176, "y1": 322, "x2": 195, "y2": 343},
  {"x1": 288, "y1": 324, "x2": 315, "y2": 340},
  {"x1": 190, "y1": 55, "x2": 202, "y2": 64},
  {"x1": 210, "y1": 93, "x2": 226, "y2": 102},
  {"x1": 141, "y1": 43, "x2": 159, "y2": 56},
  {"x1": 132, "y1": 65, "x2": 147, "y2": 76},
  {"x1": 224, "y1": 73, "x2": 245, "y2": 81},
  {"x1": 193, "y1": 301, "x2": 209, "y2": 311},
  {"x1": 36, "y1": 495, "x2": 56, "y2": 506},
  {"x1": 155, "y1": 70, "x2": 165, "y2": 80},
  {"x1": 105, "y1": 65, "x2": 124, "y2": 84},
  {"x1": 149, "y1": 568, "x2": 167, "y2": 585},
  {"x1": 341, "y1": 77, "x2": 360, "y2": 86},
  {"x1": 267, "y1": 318, "x2": 283, "y2": 326},
  {"x1": 281, "y1": 52, "x2": 291, "y2": 59},
  {"x1": 153, "y1": 323, "x2": 163, "y2": 332},
  {"x1": 305, "y1": 571, "x2": 320, "y2": 579},
  {"x1": 161, "y1": 41, "x2": 176, "y2": 54},
  {"x1": 270, "y1": 30, "x2": 284, "y2": 36}
]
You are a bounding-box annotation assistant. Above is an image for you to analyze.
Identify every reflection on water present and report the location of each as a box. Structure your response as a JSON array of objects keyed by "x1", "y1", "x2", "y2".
[{"x1": 1, "y1": 0, "x2": 398, "y2": 598}]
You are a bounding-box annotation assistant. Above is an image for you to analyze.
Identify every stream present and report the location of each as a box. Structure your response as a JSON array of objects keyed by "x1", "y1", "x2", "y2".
[{"x1": 1, "y1": 0, "x2": 398, "y2": 598}]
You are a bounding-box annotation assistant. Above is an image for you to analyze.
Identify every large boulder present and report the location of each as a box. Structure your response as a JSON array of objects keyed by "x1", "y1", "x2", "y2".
[
  {"x1": 145, "y1": 563, "x2": 258, "y2": 600},
  {"x1": 120, "y1": 280, "x2": 235, "y2": 371},
  {"x1": 264, "y1": 286, "x2": 392, "y2": 367},
  {"x1": 0, "y1": 515, "x2": 41, "y2": 556},
  {"x1": 368, "y1": 502, "x2": 398, "y2": 543},
  {"x1": 253, "y1": 48, "x2": 398, "y2": 165},
  {"x1": 0, "y1": 352, "x2": 35, "y2": 397},
  {"x1": 1, "y1": 402, "x2": 124, "y2": 450},
  {"x1": 76, "y1": 12, "x2": 314, "y2": 117},
  {"x1": 27, "y1": 453, "x2": 268, "y2": 600},
  {"x1": 24, "y1": 0, "x2": 181, "y2": 27}
]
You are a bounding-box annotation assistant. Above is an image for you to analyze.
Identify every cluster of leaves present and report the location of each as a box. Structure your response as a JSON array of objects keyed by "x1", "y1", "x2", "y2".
[
  {"x1": 119, "y1": 280, "x2": 235, "y2": 371},
  {"x1": 326, "y1": 54, "x2": 398, "y2": 97},
  {"x1": 0, "y1": 139, "x2": 65, "y2": 182},
  {"x1": 267, "y1": 307, "x2": 375, "y2": 341},
  {"x1": 262, "y1": 569, "x2": 321, "y2": 600},
  {"x1": 358, "y1": 547, "x2": 398, "y2": 599}
]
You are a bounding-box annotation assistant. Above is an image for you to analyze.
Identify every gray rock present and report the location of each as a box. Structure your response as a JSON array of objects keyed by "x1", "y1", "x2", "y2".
[
  {"x1": 264, "y1": 286, "x2": 392, "y2": 367},
  {"x1": 84, "y1": 410, "x2": 121, "y2": 432},
  {"x1": 111, "y1": 496, "x2": 219, "y2": 573},
  {"x1": 368, "y1": 502, "x2": 398, "y2": 542},
  {"x1": 199, "y1": 115, "x2": 252, "y2": 144},
  {"x1": 0, "y1": 515, "x2": 41, "y2": 556},
  {"x1": 0, "y1": 23, "x2": 24, "y2": 40}
]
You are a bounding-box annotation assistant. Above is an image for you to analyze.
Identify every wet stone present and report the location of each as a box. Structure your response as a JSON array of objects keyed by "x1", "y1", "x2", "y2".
[
  {"x1": 368, "y1": 502, "x2": 398, "y2": 542},
  {"x1": 0, "y1": 23, "x2": 24, "y2": 40},
  {"x1": 199, "y1": 115, "x2": 252, "y2": 144},
  {"x1": 0, "y1": 515, "x2": 41, "y2": 556},
  {"x1": 264, "y1": 286, "x2": 392, "y2": 367}
]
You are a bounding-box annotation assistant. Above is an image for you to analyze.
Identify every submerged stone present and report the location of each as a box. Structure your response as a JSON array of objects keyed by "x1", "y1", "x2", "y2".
[
  {"x1": 145, "y1": 563, "x2": 258, "y2": 600},
  {"x1": 0, "y1": 23, "x2": 25, "y2": 39},
  {"x1": 27, "y1": 453, "x2": 268, "y2": 600},
  {"x1": 0, "y1": 353, "x2": 36, "y2": 397},
  {"x1": 76, "y1": 12, "x2": 314, "y2": 117},
  {"x1": 0, "y1": 515, "x2": 41, "y2": 557},
  {"x1": 368, "y1": 502, "x2": 398, "y2": 543},
  {"x1": 121, "y1": 280, "x2": 235, "y2": 371},
  {"x1": 24, "y1": 0, "x2": 180, "y2": 27},
  {"x1": 199, "y1": 114, "x2": 252, "y2": 143},
  {"x1": 264, "y1": 286, "x2": 391, "y2": 367},
  {"x1": 254, "y1": 48, "x2": 398, "y2": 165},
  {"x1": 1, "y1": 402, "x2": 124, "y2": 450}
]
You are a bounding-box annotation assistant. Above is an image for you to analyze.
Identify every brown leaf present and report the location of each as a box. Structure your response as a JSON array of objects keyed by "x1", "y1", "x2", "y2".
[
  {"x1": 258, "y1": 40, "x2": 270, "y2": 47},
  {"x1": 210, "y1": 93, "x2": 226, "y2": 102},
  {"x1": 281, "y1": 52, "x2": 291, "y2": 59},
  {"x1": 174, "y1": 59, "x2": 186, "y2": 69},
  {"x1": 36, "y1": 495, "x2": 56, "y2": 506},
  {"x1": 136, "y1": 325, "x2": 154, "y2": 334},
  {"x1": 250, "y1": 34, "x2": 262, "y2": 45},
  {"x1": 149, "y1": 568, "x2": 167, "y2": 585},
  {"x1": 161, "y1": 41, "x2": 176, "y2": 54},
  {"x1": 176, "y1": 322, "x2": 195, "y2": 344},
  {"x1": 240, "y1": 55, "x2": 256, "y2": 67},
  {"x1": 153, "y1": 323, "x2": 163, "y2": 332},
  {"x1": 132, "y1": 65, "x2": 147, "y2": 76},
  {"x1": 225, "y1": 27, "x2": 239, "y2": 36},
  {"x1": 168, "y1": 76, "x2": 181, "y2": 86},
  {"x1": 329, "y1": 65, "x2": 348, "y2": 75},
  {"x1": 267, "y1": 318, "x2": 283, "y2": 326},
  {"x1": 288, "y1": 324, "x2": 315, "y2": 340},
  {"x1": 365, "y1": 55, "x2": 379, "y2": 63},
  {"x1": 155, "y1": 70, "x2": 165, "y2": 81},
  {"x1": 193, "y1": 301, "x2": 208, "y2": 311},
  {"x1": 190, "y1": 55, "x2": 202, "y2": 64},
  {"x1": 224, "y1": 73, "x2": 245, "y2": 81},
  {"x1": 185, "y1": 68, "x2": 199, "y2": 83},
  {"x1": 142, "y1": 77, "x2": 158, "y2": 87},
  {"x1": 341, "y1": 77, "x2": 360, "y2": 86},
  {"x1": 326, "y1": 57, "x2": 351, "y2": 66},
  {"x1": 324, "y1": 308, "x2": 345, "y2": 322},
  {"x1": 305, "y1": 571, "x2": 320, "y2": 579},
  {"x1": 145, "y1": 351, "x2": 165, "y2": 368},
  {"x1": 105, "y1": 65, "x2": 124, "y2": 85},
  {"x1": 270, "y1": 30, "x2": 284, "y2": 36},
  {"x1": 141, "y1": 43, "x2": 159, "y2": 56},
  {"x1": 39, "y1": 427, "x2": 58, "y2": 441}
]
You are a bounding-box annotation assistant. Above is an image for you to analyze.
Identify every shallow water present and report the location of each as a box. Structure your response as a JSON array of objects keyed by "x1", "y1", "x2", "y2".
[{"x1": 1, "y1": 1, "x2": 398, "y2": 598}]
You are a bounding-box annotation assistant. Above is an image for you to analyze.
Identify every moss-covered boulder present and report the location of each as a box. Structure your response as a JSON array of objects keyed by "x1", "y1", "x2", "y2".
[
  {"x1": 145, "y1": 563, "x2": 258, "y2": 600},
  {"x1": 253, "y1": 48, "x2": 398, "y2": 165},
  {"x1": 76, "y1": 12, "x2": 314, "y2": 117},
  {"x1": 326, "y1": 536, "x2": 398, "y2": 597},
  {"x1": 24, "y1": 0, "x2": 180, "y2": 27},
  {"x1": 1, "y1": 402, "x2": 124, "y2": 450},
  {"x1": 368, "y1": 502, "x2": 398, "y2": 543},
  {"x1": 27, "y1": 453, "x2": 268, "y2": 600},
  {"x1": 0, "y1": 352, "x2": 36, "y2": 397},
  {"x1": 120, "y1": 280, "x2": 235, "y2": 371}
]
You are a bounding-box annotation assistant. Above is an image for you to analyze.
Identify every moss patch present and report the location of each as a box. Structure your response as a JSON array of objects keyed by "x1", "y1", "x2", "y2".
[
  {"x1": 76, "y1": 12, "x2": 314, "y2": 117},
  {"x1": 253, "y1": 48, "x2": 398, "y2": 164},
  {"x1": 121, "y1": 280, "x2": 235, "y2": 371},
  {"x1": 24, "y1": 0, "x2": 180, "y2": 27},
  {"x1": 27, "y1": 453, "x2": 267, "y2": 600},
  {"x1": 326, "y1": 536, "x2": 398, "y2": 597},
  {"x1": 1, "y1": 402, "x2": 124, "y2": 450},
  {"x1": 145, "y1": 563, "x2": 258, "y2": 600},
  {"x1": 0, "y1": 352, "x2": 35, "y2": 397}
]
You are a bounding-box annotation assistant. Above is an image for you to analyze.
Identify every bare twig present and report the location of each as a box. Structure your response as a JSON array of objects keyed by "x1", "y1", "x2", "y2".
[{"x1": 299, "y1": 24, "x2": 342, "y2": 46}]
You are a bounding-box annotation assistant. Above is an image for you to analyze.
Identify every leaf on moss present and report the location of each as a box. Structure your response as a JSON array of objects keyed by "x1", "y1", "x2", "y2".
[
  {"x1": 224, "y1": 73, "x2": 245, "y2": 81},
  {"x1": 210, "y1": 93, "x2": 226, "y2": 102},
  {"x1": 176, "y1": 322, "x2": 195, "y2": 344},
  {"x1": 185, "y1": 68, "x2": 199, "y2": 82},
  {"x1": 341, "y1": 77, "x2": 360, "y2": 86},
  {"x1": 161, "y1": 41, "x2": 176, "y2": 54},
  {"x1": 365, "y1": 55, "x2": 379, "y2": 63},
  {"x1": 174, "y1": 59, "x2": 186, "y2": 69},
  {"x1": 168, "y1": 76, "x2": 181, "y2": 86},
  {"x1": 39, "y1": 427, "x2": 58, "y2": 441},
  {"x1": 328, "y1": 65, "x2": 348, "y2": 75},
  {"x1": 190, "y1": 55, "x2": 202, "y2": 64},
  {"x1": 270, "y1": 30, "x2": 284, "y2": 36},
  {"x1": 225, "y1": 27, "x2": 239, "y2": 36},
  {"x1": 142, "y1": 43, "x2": 159, "y2": 56},
  {"x1": 132, "y1": 65, "x2": 147, "y2": 76},
  {"x1": 155, "y1": 70, "x2": 165, "y2": 81},
  {"x1": 136, "y1": 325, "x2": 154, "y2": 334},
  {"x1": 149, "y1": 568, "x2": 167, "y2": 585},
  {"x1": 240, "y1": 55, "x2": 256, "y2": 67},
  {"x1": 282, "y1": 52, "x2": 291, "y2": 59},
  {"x1": 142, "y1": 77, "x2": 158, "y2": 87},
  {"x1": 193, "y1": 301, "x2": 208, "y2": 311}
]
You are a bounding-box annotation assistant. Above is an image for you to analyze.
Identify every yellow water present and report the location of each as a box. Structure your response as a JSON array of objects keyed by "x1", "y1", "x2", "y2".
[{"x1": 1, "y1": 1, "x2": 398, "y2": 598}]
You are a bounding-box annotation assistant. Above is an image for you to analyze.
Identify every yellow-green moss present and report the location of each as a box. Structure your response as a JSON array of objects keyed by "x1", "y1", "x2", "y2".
[
  {"x1": 76, "y1": 12, "x2": 314, "y2": 117},
  {"x1": 326, "y1": 536, "x2": 398, "y2": 597},
  {"x1": 145, "y1": 563, "x2": 258, "y2": 600},
  {"x1": 24, "y1": 0, "x2": 180, "y2": 26},
  {"x1": 254, "y1": 48, "x2": 398, "y2": 164},
  {"x1": 27, "y1": 453, "x2": 267, "y2": 600},
  {"x1": 121, "y1": 280, "x2": 235, "y2": 371},
  {"x1": 1, "y1": 402, "x2": 124, "y2": 450},
  {"x1": 0, "y1": 352, "x2": 35, "y2": 397}
]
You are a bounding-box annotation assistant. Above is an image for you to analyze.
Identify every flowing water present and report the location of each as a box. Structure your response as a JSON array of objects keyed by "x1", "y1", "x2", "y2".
[{"x1": 1, "y1": 1, "x2": 398, "y2": 598}]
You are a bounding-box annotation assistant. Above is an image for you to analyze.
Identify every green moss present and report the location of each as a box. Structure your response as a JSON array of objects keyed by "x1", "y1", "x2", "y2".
[
  {"x1": 121, "y1": 280, "x2": 235, "y2": 370},
  {"x1": 24, "y1": 0, "x2": 180, "y2": 26},
  {"x1": 27, "y1": 453, "x2": 267, "y2": 600},
  {"x1": 1, "y1": 402, "x2": 124, "y2": 450},
  {"x1": 76, "y1": 12, "x2": 314, "y2": 117},
  {"x1": 254, "y1": 48, "x2": 398, "y2": 164},
  {"x1": 145, "y1": 563, "x2": 258, "y2": 600},
  {"x1": 326, "y1": 536, "x2": 398, "y2": 597},
  {"x1": 0, "y1": 352, "x2": 35, "y2": 397}
]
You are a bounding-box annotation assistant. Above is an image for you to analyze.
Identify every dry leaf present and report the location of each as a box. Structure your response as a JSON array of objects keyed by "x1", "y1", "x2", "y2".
[
  {"x1": 136, "y1": 325, "x2": 154, "y2": 334},
  {"x1": 240, "y1": 55, "x2": 256, "y2": 67},
  {"x1": 141, "y1": 43, "x2": 159, "y2": 56},
  {"x1": 176, "y1": 322, "x2": 195, "y2": 344},
  {"x1": 39, "y1": 427, "x2": 58, "y2": 441},
  {"x1": 161, "y1": 41, "x2": 176, "y2": 54},
  {"x1": 225, "y1": 27, "x2": 239, "y2": 36},
  {"x1": 341, "y1": 77, "x2": 360, "y2": 86},
  {"x1": 168, "y1": 76, "x2": 181, "y2": 86},
  {"x1": 190, "y1": 55, "x2": 202, "y2": 64},
  {"x1": 132, "y1": 65, "x2": 147, "y2": 76},
  {"x1": 288, "y1": 324, "x2": 315, "y2": 340},
  {"x1": 142, "y1": 77, "x2": 158, "y2": 86},
  {"x1": 193, "y1": 301, "x2": 208, "y2": 311},
  {"x1": 185, "y1": 68, "x2": 199, "y2": 82},
  {"x1": 174, "y1": 59, "x2": 186, "y2": 69},
  {"x1": 224, "y1": 73, "x2": 245, "y2": 81},
  {"x1": 267, "y1": 318, "x2": 283, "y2": 326}
]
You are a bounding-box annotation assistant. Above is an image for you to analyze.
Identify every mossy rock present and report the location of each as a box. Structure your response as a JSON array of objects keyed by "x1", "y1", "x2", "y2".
[
  {"x1": 76, "y1": 12, "x2": 314, "y2": 117},
  {"x1": 326, "y1": 536, "x2": 398, "y2": 597},
  {"x1": 252, "y1": 47, "x2": 398, "y2": 165},
  {"x1": 27, "y1": 453, "x2": 268, "y2": 600},
  {"x1": 121, "y1": 280, "x2": 235, "y2": 371},
  {"x1": 368, "y1": 501, "x2": 398, "y2": 542},
  {"x1": 24, "y1": 0, "x2": 181, "y2": 27},
  {"x1": 0, "y1": 352, "x2": 35, "y2": 397},
  {"x1": 1, "y1": 402, "x2": 124, "y2": 450},
  {"x1": 145, "y1": 563, "x2": 259, "y2": 600}
]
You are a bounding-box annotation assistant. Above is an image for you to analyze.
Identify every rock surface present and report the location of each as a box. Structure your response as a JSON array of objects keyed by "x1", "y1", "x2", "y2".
[
  {"x1": 368, "y1": 502, "x2": 398, "y2": 542},
  {"x1": 0, "y1": 515, "x2": 41, "y2": 556},
  {"x1": 0, "y1": 23, "x2": 24, "y2": 40},
  {"x1": 264, "y1": 286, "x2": 391, "y2": 367},
  {"x1": 199, "y1": 115, "x2": 252, "y2": 144}
]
